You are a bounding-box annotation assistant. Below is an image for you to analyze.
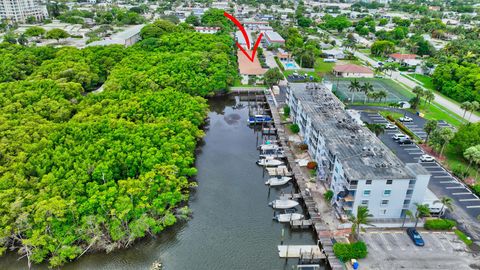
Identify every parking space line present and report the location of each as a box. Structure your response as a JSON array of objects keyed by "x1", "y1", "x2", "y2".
[
  {"x1": 430, "y1": 234, "x2": 446, "y2": 251},
  {"x1": 408, "y1": 152, "x2": 424, "y2": 155},
  {"x1": 433, "y1": 175, "x2": 452, "y2": 178},
  {"x1": 378, "y1": 233, "x2": 392, "y2": 251},
  {"x1": 439, "y1": 181, "x2": 456, "y2": 184},
  {"x1": 404, "y1": 148, "x2": 419, "y2": 151},
  {"x1": 452, "y1": 192, "x2": 472, "y2": 195},
  {"x1": 445, "y1": 186, "x2": 465, "y2": 189},
  {"x1": 466, "y1": 205, "x2": 480, "y2": 208},
  {"x1": 459, "y1": 198, "x2": 480, "y2": 202},
  {"x1": 390, "y1": 233, "x2": 405, "y2": 251}
]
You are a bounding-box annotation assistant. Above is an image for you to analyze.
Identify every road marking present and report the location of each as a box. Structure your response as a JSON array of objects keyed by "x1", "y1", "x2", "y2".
[
  {"x1": 439, "y1": 181, "x2": 456, "y2": 184},
  {"x1": 432, "y1": 175, "x2": 451, "y2": 178},
  {"x1": 378, "y1": 232, "x2": 392, "y2": 251},
  {"x1": 445, "y1": 186, "x2": 465, "y2": 189},
  {"x1": 459, "y1": 198, "x2": 480, "y2": 202},
  {"x1": 391, "y1": 234, "x2": 405, "y2": 251},
  {"x1": 408, "y1": 152, "x2": 424, "y2": 155},
  {"x1": 452, "y1": 192, "x2": 472, "y2": 195},
  {"x1": 404, "y1": 148, "x2": 419, "y2": 151},
  {"x1": 466, "y1": 205, "x2": 480, "y2": 208}
]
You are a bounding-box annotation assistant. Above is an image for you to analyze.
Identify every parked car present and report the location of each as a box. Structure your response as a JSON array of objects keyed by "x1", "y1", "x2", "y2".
[
  {"x1": 385, "y1": 123, "x2": 396, "y2": 129},
  {"x1": 406, "y1": 228, "x2": 424, "y2": 246},
  {"x1": 420, "y1": 154, "x2": 435, "y2": 162},
  {"x1": 398, "y1": 138, "x2": 413, "y2": 144},
  {"x1": 392, "y1": 133, "x2": 407, "y2": 140},
  {"x1": 399, "y1": 116, "x2": 413, "y2": 122}
]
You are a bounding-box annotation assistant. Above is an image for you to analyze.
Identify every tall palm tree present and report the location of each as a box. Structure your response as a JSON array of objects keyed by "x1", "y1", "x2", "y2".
[
  {"x1": 460, "y1": 101, "x2": 472, "y2": 119},
  {"x1": 414, "y1": 203, "x2": 431, "y2": 228},
  {"x1": 464, "y1": 145, "x2": 480, "y2": 171},
  {"x1": 366, "y1": 123, "x2": 385, "y2": 137},
  {"x1": 361, "y1": 82, "x2": 373, "y2": 103},
  {"x1": 348, "y1": 79, "x2": 361, "y2": 102},
  {"x1": 412, "y1": 86, "x2": 425, "y2": 109},
  {"x1": 468, "y1": 101, "x2": 479, "y2": 121},
  {"x1": 378, "y1": 90, "x2": 388, "y2": 103},
  {"x1": 434, "y1": 196, "x2": 454, "y2": 218},
  {"x1": 349, "y1": 206, "x2": 373, "y2": 240},
  {"x1": 424, "y1": 90, "x2": 435, "y2": 108},
  {"x1": 401, "y1": 209, "x2": 414, "y2": 228}
]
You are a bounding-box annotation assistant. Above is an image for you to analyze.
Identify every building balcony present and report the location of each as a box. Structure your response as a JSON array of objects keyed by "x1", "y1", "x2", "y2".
[
  {"x1": 343, "y1": 195, "x2": 354, "y2": 202},
  {"x1": 403, "y1": 204, "x2": 410, "y2": 209}
]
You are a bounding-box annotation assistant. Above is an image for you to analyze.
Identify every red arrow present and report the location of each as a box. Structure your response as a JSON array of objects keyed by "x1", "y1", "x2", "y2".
[{"x1": 224, "y1": 11, "x2": 263, "y2": 62}]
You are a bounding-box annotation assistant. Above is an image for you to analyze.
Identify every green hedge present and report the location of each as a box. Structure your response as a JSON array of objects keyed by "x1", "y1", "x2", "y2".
[
  {"x1": 471, "y1": 184, "x2": 480, "y2": 197},
  {"x1": 424, "y1": 219, "x2": 456, "y2": 230},
  {"x1": 455, "y1": 229, "x2": 473, "y2": 246},
  {"x1": 274, "y1": 56, "x2": 285, "y2": 71},
  {"x1": 333, "y1": 241, "x2": 368, "y2": 262},
  {"x1": 290, "y1": 123, "x2": 300, "y2": 133},
  {"x1": 395, "y1": 120, "x2": 415, "y2": 138}
]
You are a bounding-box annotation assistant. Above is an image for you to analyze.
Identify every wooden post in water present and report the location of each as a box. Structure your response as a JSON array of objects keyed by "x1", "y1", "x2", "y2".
[{"x1": 281, "y1": 228, "x2": 285, "y2": 245}]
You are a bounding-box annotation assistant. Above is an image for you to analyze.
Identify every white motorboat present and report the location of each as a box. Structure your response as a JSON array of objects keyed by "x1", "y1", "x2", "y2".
[
  {"x1": 259, "y1": 144, "x2": 281, "y2": 151},
  {"x1": 257, "y1": 158, "x2": 284, "y2": 167},
  {"x1": 259, "y1": 150, "x2": 286, "y2": 159},
  {"x1": 274, "y1": 213, "x2": 304, "y2": 223},
  {"x1": 265, "y1": 177, "x2": 292, "y2": 186},
  {"x1": 269, "y1": 200, "x2": 299, "y2": 209}
]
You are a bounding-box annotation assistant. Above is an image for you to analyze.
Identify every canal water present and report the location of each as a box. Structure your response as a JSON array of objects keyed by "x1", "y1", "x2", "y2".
[{"x1": 2, "y1": 96, "x2": 320, "y2": 270}]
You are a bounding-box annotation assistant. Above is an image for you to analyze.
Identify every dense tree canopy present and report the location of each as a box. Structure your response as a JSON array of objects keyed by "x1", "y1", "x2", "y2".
[{"x1": 0, "y1": 21, "x2": 236, "y2": 267}]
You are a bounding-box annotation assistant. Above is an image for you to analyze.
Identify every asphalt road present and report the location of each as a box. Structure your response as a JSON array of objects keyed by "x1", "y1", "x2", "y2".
[{"x1": 359, "y1": 110, "x2": 480, "y2": 241}]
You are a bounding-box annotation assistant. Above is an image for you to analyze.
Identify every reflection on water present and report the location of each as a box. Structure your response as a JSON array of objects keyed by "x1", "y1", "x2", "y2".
[{"x1": 1, "y1": 96, "x2": 321, "y2": 270}]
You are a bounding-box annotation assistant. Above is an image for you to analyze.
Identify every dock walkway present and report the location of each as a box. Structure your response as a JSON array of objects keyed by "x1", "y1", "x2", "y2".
[{"x1": 266, "y1": 92, "x2": 344, "y2": 270}]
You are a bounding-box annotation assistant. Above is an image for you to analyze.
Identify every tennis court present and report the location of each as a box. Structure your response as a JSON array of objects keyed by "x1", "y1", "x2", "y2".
[{"x1": 327, "y1": 77, "x2": 413, "y2": 103}]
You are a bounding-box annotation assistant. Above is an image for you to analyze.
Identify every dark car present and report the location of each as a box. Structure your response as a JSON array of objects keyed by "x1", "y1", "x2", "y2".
[
  {"x1": 398, "y1": 138, "x2": 413, "y2": 144},
  {"x1": 407, "y1": 228, "x2": 424, "y2": 246}
]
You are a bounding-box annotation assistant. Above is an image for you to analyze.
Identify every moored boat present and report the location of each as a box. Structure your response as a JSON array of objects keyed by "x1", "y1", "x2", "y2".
[
  {"x1": 269, "y1": 199, "x2": 299, "y2": 209},
  {"x1": 274, "y1": 213, "x2": 304, "y2": 223},
  {"x1": 257, "y1": 158, "x2": 284, "y2": 167},
  {"x1": 265, "y1": 177, "x2": 291, "y2": 186}
]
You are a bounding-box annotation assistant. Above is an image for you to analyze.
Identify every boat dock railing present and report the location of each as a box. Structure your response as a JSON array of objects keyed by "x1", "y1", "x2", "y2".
[{"x1": 265, "y1": 91, "x2": 344, "y2": 270}]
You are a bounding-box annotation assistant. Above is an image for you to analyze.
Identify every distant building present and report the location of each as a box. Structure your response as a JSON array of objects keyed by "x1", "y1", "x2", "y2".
[
  {"x1": 0, "y1": 0, "x2": 48, "y2": 23},
  {"x1": 87, "y1": 24, "x2": 144, "y2": 47},
  {"x1": 263, "y1": 31, "x2": 285, "y2": 46},
  {"x1": 333, "y1": 64, "x2": 374, "y2": 78},
  {"x1": 235, "y1": 30, "x2": 252, "y2": 48},
  {"x1": 323, "y1": 49, "x2": 345, "y2": 60},
  {"x1": 194, "y1": 26, "x2": 221, "y2": 34},
  {"x1": 388, "y1": 53, "x2": 422, "y2": 67},
  {"x1": 242, "y1": 20, "x2": 269, "y2": 30},
  {"x1": 277, "y1": 50, "x2": 292, "y2": 62}
]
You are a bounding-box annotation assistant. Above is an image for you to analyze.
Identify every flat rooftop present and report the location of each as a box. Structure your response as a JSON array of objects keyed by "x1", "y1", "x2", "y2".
[
  {"x1": 237, "y1": 50, "x2": 266, "y2": 75},
  {"x1": 289, "y1": 83, "x2": 429, "y2": 181}
]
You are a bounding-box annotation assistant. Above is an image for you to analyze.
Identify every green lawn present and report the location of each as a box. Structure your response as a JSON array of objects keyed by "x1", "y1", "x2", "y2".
[
  {"x1": 314, "y1": 58, "x2": 336, "y2": 73},
  {"x1": 379, "y1": 110, "x2": 404, "y2": 120},
  {"x1": 406, "y1": 74, "x2": 435, "y2": 90}
]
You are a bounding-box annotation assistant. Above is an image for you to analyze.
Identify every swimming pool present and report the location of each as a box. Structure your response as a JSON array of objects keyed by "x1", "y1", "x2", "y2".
[{"x1": 283, "y1": 61, "x2": 299, "y2": 70}]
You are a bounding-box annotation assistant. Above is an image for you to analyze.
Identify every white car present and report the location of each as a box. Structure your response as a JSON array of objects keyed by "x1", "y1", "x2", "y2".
[
  {"x1": 419, "y1": 155, "x2": 435, "y2": 162},
  {"x1": 399, "y1": 116, "x2": 413, "y2": 122},
  {"x1": 392, "y1": 133, "x2": 408, "y2": 140},
  {"x1": 385, "y1": 123, "x2": 396, "y2": 129}
]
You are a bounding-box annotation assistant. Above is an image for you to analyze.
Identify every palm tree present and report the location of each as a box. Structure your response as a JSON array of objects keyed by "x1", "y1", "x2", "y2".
[
  {"x1": 424, "y1": 90, "x2": 435, "y2": 108},
  {"x1": 361, "y1": 82, "x2": 373, "y2": 103},
  {"x1": 468, "y1": 101, "x2": 479, "y2": 121},
  {"x1": 367, "y1": 91, "x2": 378, "y2": 103},
  {"x1": 464, "y1": 145, "x2": 480, "y2": 171},
  {"x1": 412, "y1": 86, "x2": 425, "y2": 109},
  {"x1": 423, "y1": 119, "x2": 438, "y2": 144},
  {"x1": 378, "y1": 90, "x2": 388, "y2": 103},
  {"x1": 434, "y1": 196, "x2": 454, "y2": 218},
  {"x1": 414, "y1": 203, "x2": 431, "y2": 228},
  {"x1": 366, "y1": 123, "x2": 385, "y2": 137},
  {"x1": 348, "y1": 79, "x2": 361, "y2": 102},
  {"x1": 348, "y1": 206, "x2": 373, "y2": 240},
  {"x1": 401, "y1": 209, "x2": 414, "y2": 228},
  {"x1": 461, "y1": 101, "x2": 472, "y2": 119}
]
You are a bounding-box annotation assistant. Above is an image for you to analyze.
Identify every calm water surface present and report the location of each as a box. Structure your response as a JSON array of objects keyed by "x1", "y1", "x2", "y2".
[{"x1": 2, "y1": 96, "x2": 320, "y2": 270}]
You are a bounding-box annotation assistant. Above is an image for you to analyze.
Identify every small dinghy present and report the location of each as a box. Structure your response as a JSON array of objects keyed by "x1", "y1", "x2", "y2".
[
  {"x1": 259, "y1": 144, "x2": 281, "y2": 151},
  {"x1": 269, "y1": 200, "x2": 299, "y2": 209},
  {"x1": 274, "y1": 213, "x2": 304, "y2": 223},
  {"x1": 248, "y1": 115, "x2": 272, "y2": 124},
  {"x1": 265, "y1": 177, "x2": 291, "y2": 186},
  {"x1": 257, "y1": 158, "x2": 284, "y2": 167}
]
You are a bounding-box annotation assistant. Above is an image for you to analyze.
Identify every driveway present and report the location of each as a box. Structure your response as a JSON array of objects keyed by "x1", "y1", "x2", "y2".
[{"x1": 360, "y1": 230, "x2": 479, "y2": 270}]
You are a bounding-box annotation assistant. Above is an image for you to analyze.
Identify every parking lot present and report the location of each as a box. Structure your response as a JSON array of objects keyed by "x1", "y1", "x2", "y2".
[
  {"x1": 361, "y1": 111, "x2": 480, "y2": 240},
  {"x1": 360, "y1": 230, "x2": 479, "y2": 270}
]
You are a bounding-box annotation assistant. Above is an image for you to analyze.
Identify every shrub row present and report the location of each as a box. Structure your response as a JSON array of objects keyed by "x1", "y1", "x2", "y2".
[
  {"x1": 333, "y1": 241, "x2": 368, "y2": 262},
  {"x1": 274, "y1": 56, "x2": 285, "y2": 71},
  {"x1": 424, "y1": 219, "x2": 456, "y2": 230},
  {"x1": 395, "y1": 120, "x2": 415, "y2": 139}
]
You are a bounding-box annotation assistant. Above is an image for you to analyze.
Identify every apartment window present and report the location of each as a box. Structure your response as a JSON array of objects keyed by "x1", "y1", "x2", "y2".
[
  {"x1": 366, "y1": 180, "x2": 372, "y2": 185},
  {"x1": 380, "y1": 209, "x2": 387, "y2": 215},
  {"x1": 386, "y1": 180, "x2": 393, "y2": 185},
  {"x1": 335, "y1": 167, "x2": 338, "y2": 173},
  {"x1": 381, "y1": 200, "x2": 389, "y2": 206},
  {"x1": 406, "y1": 189, "x2": 413, "y2": 195},
  {"x1": 361, "y1": 200, "x2": 369, "y2": 206},
  {"x1": 383, "y1": 190, "x2": 392, "y2": 196},
  {"x1": 363, "y1": 190, "x2": 371, "y2": 196},
  {"x1": 409, "y1": 180, "x2": 416, "y2": 185},
  {"x1": 403, "y1": 200, "x2": 411, "y2": 205}
]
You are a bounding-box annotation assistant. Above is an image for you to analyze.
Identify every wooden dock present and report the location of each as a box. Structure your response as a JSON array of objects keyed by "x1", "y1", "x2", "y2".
[
  {"x1": 266, "y1": 93, "x2": 344, "y2": 270},
  {"x1": 278, "y1": 245, "x2": 325, "y2": 259},
  {"x1": 290, "y1": 219, "x2": 313, "y2": 229}
]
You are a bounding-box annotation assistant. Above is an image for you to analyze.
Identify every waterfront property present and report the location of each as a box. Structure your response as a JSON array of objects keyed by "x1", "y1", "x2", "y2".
[
  {"x1": 286, "y1": 83, "x2": 431, "y2": 220},
  {"x1": 263, "y1": 31, "x2": 285, "y2": 47}
]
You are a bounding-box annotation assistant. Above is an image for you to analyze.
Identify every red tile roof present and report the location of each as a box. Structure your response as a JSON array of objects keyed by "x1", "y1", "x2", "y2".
[
  {"x1": 389, "y1": 53, "x2": 418, "y2": 60},
  {"x1": 333, "y1": 64, "x2": 373, "y2": 74}
]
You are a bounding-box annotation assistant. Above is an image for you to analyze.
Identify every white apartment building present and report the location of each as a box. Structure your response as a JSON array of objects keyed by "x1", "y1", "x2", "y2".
[
  {"x1": 286, "y1": 83, "x2": 431, "y2": 220},
  {"x1": 0, "y1": 0, "x2": 48, "y2": 23}
]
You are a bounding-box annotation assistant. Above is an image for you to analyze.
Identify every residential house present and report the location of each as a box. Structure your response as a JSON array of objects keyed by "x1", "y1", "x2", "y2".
[
  {"x1": 194, "y1": 26, "x2": 221, "y2": 34},
  {"x1": 333, "y1": 64, "x2": 374, "y2": 78},
  {"x1": 388, "y1": 53, "x2": 422, "y2": 67},
  {"x1": 263, "y1": 31, "x2": 285, "y2": 46}
]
